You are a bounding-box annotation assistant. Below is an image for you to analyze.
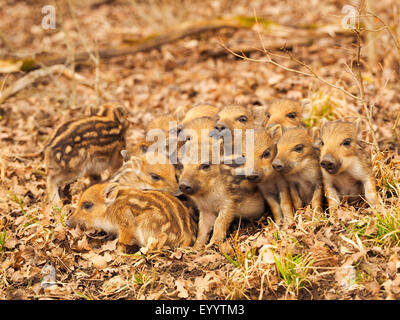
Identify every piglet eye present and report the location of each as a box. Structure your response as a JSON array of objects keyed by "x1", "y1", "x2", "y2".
[
  {"x1": 200, "y1": 163, "x2": 210, "y2": 170},
  {"x1": 266, "y1": 113, "x2": 271, "y2": 119},
  {"x1": 294, "y1": 144, "x2": 304, "y2": 152},
  {"x1": 287, "y1": 112, "x2": 297, "y2": 119},
  {"x1": 82, "y1": 201, "x2": 93, "y2": 210},
  {"x1": 320, "y1": 140, "x2": 324, "y2": 146},
  {"x1": 262, "y1": 150, "x2": 271, "y2": 158},
  {"x1": 140, "y1": 144, "x2": 148, "y2": 153},
  {"x1": 342, "y1": 138, "x2": 352, "y2": 146},
  {"x1": 150, "y1": 173, "x2": 162, "y2": 181},
  {"x1": 237, "y1": 116, "x2": 248, "y2": 123}
]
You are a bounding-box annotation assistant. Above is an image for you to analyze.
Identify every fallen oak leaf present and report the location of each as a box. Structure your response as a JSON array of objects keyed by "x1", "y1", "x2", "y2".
[
  {"x1": 175, "y1": 279, "x2": 190, "y2": 298},
  {"x1": 90, "y1": 254, "x2": 109, "y2": 269},
  {"x1": 170, "y1": 248, "x2": 184, "y2": 260},
  {"x1": 95, "y1": 238, "x2": 118, "y2": 254},
  {"x1": 194, "y1": 272, "x2": 216, "y2": 299},
  {"x1": 71, "y1": 235, "x2": 91, "y2": 252}
]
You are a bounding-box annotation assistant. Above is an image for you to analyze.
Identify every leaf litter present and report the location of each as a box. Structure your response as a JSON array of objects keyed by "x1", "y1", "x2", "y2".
[{"x1": 0, "y1": 0, "x2": 400, "y2": 300}]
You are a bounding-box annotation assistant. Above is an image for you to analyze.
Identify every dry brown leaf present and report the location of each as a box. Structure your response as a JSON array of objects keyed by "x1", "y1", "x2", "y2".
[
  {"x1": 90, "y1": 254, "x2": 108, "y2": 269},
  {"x1": 258, "y1": 245, "x2": 276, "y2": 264},
  {"x1": 194, "y1": 273, "x2": 215, "y2": 299},
  {"x1": 74, "y1": 235, "x2": 91, "y2": 252},
  {"x1": 364, "y1": 219, "x2": 378, "y2": 236},
  {"x1": 193, "y1": 253, "x2": 221, "y2": 265},
  {"x1": 363, "y1": 281, "x2": 381, "y2": 296},
  {"x1": 95, "y1": 238, "x2": 118, "y2": 254},
  {"x1": 175, "y1": 279, "x2": 190, "y2": 298}
]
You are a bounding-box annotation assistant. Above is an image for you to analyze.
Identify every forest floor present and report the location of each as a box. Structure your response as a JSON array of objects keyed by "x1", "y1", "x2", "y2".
[{"x1": 0, "y1": 0, "x2": 400, "y2": 300}]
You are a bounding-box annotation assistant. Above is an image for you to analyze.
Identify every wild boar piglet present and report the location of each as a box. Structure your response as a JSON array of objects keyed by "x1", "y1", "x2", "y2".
[
  {"x1": 178, "y1": 138, "x2": 264, "y2": 248},
  {"x1": 180, "y1": 103, "x2": 220, "y2": 127},
  {"x1": 108, "y1": 150, "x2": 181, "y2": 196},
  {"x1": 263, "y1": 99, "x2": 310, "y2": 129},
  {"x1": 272, "y1": 126, "x2": 323, "y2": 211},
  {"x1": 66, "y1": 183, "x2": 197, "y2": 251},
  {"x1": 315, "y1": 119, "x2": 379, "y2": 209},
  {"x1": 45, "y1": 102, "x2": 128, "y2": 206},
  {"x1": 233, "y1": 127, "x2": 294, "y2": 225}
]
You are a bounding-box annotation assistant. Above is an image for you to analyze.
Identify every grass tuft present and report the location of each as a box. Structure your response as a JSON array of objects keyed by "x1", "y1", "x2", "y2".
[{"x1": 273, "y1": 249, "x2": 313, "y2": 295}]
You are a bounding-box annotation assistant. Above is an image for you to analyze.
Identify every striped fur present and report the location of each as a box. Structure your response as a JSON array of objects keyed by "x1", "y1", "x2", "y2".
[
  {"x1": 215, "y1": 104, "x2": 256, "y2": 133},
  {"x1": 108, "y1": 152, "x2": 181, "y2": 196},
  {"x1": 178, "y1": 137, "x2": 265, "y2": 248},
  {"x1": 66, "y1": 183, "x2": 197, "y2": 250},
  {"x1": 45, "y1": 103, "x2": 128, "y2": 205},
  {"x1": 264, "y1": 99, "x2": 305, "y2": 129},
  {"x1": 316, "y1": 120, "x2": 378, "y2": 209},
  {"x1": 272, "y1": 126, "x2": 323, "y2": 211},
  {"x1": 232, "y1": 127, "x2": 294, "y2": 225},
  {"x1": 181, "y1": 103, "x2": 219, "y2": 126}
]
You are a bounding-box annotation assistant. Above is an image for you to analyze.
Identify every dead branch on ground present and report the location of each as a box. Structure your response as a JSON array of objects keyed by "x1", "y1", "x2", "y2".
[{"x1": 4, "y1": 17, "x2": 355, "y2": 73}]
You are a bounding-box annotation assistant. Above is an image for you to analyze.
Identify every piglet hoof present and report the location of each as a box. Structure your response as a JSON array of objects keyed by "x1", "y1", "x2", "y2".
[
  {"x1": 116, "y1": 243, "x2": 128, "y2": 253},
  {"x1": 193, "y1": 240, "x2": 206, "y2": 250},
  {"x1": 206, "y1": 237, "x2": 223, "y2": 249}
]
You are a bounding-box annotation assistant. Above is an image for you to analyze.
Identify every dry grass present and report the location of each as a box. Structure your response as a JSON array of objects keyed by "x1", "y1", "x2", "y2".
[{"x1": 0, "y1": 0, "x2": 399, "y2": 300}]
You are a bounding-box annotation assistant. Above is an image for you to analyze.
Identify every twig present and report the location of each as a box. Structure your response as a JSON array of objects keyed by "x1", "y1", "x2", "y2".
[
  {"x1": 11, "y1": 16, "x2": 356, "y2": 72},
  {"x1": 0, "y1": 65, "x2": 93, "y2": 105},
  {"x1": 90, "y1": 0, "x2": 116, "y2": 9},
  {"x1": 353, "y1": 6, "x2": 380, "y2": 153},
  {"x1": 219, "y1": 40, "x2": 361, "y2": 102},
  {"x1": 67, "y1": 0, "x2": 102, "y2": 102},
  {"x1": 364, "y1": 0, "x2": 377, "y2": 72},
  {"x1": 58, "y1": 0, "x2": 77, "y2": 107}
]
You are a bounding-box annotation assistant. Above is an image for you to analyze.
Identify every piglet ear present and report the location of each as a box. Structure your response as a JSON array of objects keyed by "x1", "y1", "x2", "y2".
[
  {"x1": 353, "y1": 117, "x2": 366, "y2": 142},
  {"x1": 87, "y1": 104, "x2": 99, "y2": 116},
  {"x1": 301, "y1": 99, "x2": 312, "y2": 119},
  {"x1": 310, "y1": 126, "x2": 321, "y2": 149},
  {"x1": 120, "y1": 150, "x2": 130, "y2": 163},
  {"x1": 319, "y1": 117, "x2": 327, "y2": 130},
  {"x1": 309, "y1": 126, "x2": 320, "y2": 142},
  {"x1": 175, "y1": 105, "x2": 188, "y2": 122},
  {"x1": 102, "y1": 183, "x2": 119, "y2": 205},
  {"x1": 268, "y1": 124, "x2": 283, "y2": 141},
  {"x1": 253, "y1": 105, "x2": 269, "y2": 126},
  {"x1": 130, "y1": 156, "x2": 142, "y2": 174},
  {"x1": 354, "y1": 117, "x2": 362, "y2": 134}
]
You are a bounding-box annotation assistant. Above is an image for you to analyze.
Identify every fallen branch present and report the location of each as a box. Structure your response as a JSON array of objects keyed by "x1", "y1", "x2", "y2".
[
  {"x1": 0, "y1": 65, "x2": 92, "y2": 104},
  {"x1": 5, "y1": 16, "x2": 355, "y2": 72}
]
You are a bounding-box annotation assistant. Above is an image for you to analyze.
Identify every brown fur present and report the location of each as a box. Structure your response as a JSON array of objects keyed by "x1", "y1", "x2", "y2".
[
  {"x1": 108, "y1": 151, "x2": 180, "y2": 196},
  {"x1": 44, "y1": 103, "x2": 128, "y2": 206},
  {"x1": 178, "y1": 116, "x2": 217, "y2": 143},
  {"x1": 129, "y1": 138, "x2": 154, "y2": 155},
  {"x1": 142, "y1": 105, "x2": 218, "y2": 163},
  {"x1": 178, "y1": 138, "x2": 265, "y2": 247},
  {"x1": 144, "y1": 113, "x2": 178, "y2": 158},
  {"x1": 181, "y1": 103, "x2": 219, "y2": 126},
  {"x1": 215, "y1": 104, "x2": 255, "y2": 132},
  {"x1": 214, "y1": 104, "x2": 262, "y2": 159},
  {"x1": 66, "y1": 183, "x2": 197, "y2": 251},
  {"x1": 272, "y1": 126, "x2": 323, "y2": 211},
  {"x1": 145, "y1": 113, "x2": 178, "y2": 136},
  {"x1": 315, "y1": 120, "x2": 379, "y2": 209},
  {"x1": 234, "y1": 127, "x2": 294, "y2": 224},
  {"x1": 264, "y1": 99, "x2": 308, "y2": 129},
  {"x1": 175, "y1": 116, "x2": 218, "y2": 177}
]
